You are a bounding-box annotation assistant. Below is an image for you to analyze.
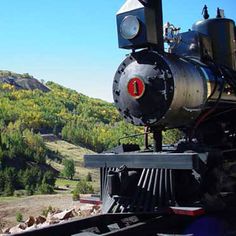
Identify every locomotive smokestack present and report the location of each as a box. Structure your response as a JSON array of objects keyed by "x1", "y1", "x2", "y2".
[
  {"x1": 139, "y1": 0, "x2": 164, "y2": 52},
  {"x1": 149, "y1": 0, "x2": 164, "y2": 52}
]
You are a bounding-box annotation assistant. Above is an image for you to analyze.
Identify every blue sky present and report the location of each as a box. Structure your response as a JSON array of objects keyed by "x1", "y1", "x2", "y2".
[{"x1": 0, "y1": 0, "x2": 235, "y2": 102}]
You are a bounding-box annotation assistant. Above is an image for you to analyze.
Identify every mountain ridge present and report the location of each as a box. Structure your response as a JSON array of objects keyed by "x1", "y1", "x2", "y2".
[{"x1": 0, "y1": 70, "x2": 50, "y2": 92}]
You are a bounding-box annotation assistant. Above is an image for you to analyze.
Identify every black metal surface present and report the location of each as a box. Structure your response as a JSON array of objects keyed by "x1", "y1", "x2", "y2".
[
  {"x1": 153, "y1": 129, "x2": 162, "y2": 152},
  {"x1": 98, "y1": 166, "x2": 177, "y2": 214},
  {"x1": 170, "y1": 30, "x2": 213, "y2": 61},
  {"x1": 138, "y1": 0, "x2": 164, "y2": 52},
  {"x1": 14, "y1": 214, "x2": 135, "y2": 236},
  {"x1": 193, "y1": 17, "x2": 236, "y2": 70},
  {"x1": 113, "y1": 50, "x2": 174, "y2": 126},
  {"x1": 139, "y1": 0, "x2": 164, "y2": 53},
  {"x1": 14, "y1": 213, "x2": 169, "y2": 236},
  {"x1": 84, "y1": 152, "x2": 200, "y2": 170},
  {"x1": 14, "y1": 211, "x2": 236, "y2": 236},
  {"x1": 152, "y1": 0, "x2": 164, "y2": 52}
]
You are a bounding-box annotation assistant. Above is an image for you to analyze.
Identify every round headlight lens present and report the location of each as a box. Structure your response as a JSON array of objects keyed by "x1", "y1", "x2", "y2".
[{"x1": 120, "y1": 15, "x2": 140, "y2": 40}]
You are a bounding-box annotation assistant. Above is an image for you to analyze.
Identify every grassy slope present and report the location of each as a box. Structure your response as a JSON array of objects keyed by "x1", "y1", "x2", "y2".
[
  {"x1": 0, "y1": 141, "x2": 99, "y2": 231},
  {"x1": 46, "y1": 140, "x2": 100, "y2": 192}
]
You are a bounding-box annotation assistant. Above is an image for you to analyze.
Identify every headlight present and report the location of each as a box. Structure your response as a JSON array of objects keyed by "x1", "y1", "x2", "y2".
[{"x1": 120, "y1": 15, "x2": 140, "y2": 40}]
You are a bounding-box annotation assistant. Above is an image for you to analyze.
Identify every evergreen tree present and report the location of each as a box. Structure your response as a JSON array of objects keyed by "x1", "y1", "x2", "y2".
[{"x1": 62, "y1": 159, "x2": 75, "y2": 180}]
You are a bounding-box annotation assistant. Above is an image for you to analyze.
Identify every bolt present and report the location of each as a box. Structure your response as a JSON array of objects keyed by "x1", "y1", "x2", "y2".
[
  {"x1": 115, "y1": 90, "x2": 120, "y2": 96},
  {"x1": 147, "y1": 76, "x2": 153, "y2": 82}
]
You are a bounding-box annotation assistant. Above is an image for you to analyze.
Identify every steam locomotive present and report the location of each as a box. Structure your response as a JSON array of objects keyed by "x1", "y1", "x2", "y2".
[{"x1": 85, "y1": 0, "x2": 236, "y2": 214}]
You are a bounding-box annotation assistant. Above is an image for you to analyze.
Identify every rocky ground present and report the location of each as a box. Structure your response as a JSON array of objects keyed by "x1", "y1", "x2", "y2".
[
  {"x1": 1, "y1": 197, "x2": 100, "y2": 235},
  {"x1": 0, "y1": 194, "x2": 77, "y2": 232}
]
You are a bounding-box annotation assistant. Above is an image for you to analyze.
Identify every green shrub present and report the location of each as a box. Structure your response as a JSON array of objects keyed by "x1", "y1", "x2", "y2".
[
  {"x1": 25, "y1": 185, "x2": 34, "y2": 196},
  {"x1": 3, "y1": 182, "x2": 14, "y2": 196},
  {"x1": 72, "y1": 180, "x2": 94, "y2": 201},
  {"x1": 39, "y1": 183, "x2": 54, "y2": 194},
  {"x1": 37, "y1": 171, "x2": 55, "y2": 194},
  {"x1": 14, "y1": 190, "x2": 26, "y2": 197},
  {"x1": 86, "y1": 172, "x2": 92, "y2": 182},
  {"x1": 42, "y1": 205, "x2": 53, "y2": 217},
  {"x1": 16, "y1": 212, "x2": 23, "y2": 222}
]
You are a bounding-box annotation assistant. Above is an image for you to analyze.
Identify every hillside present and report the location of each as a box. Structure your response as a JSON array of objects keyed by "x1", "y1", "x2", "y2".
[
  {"x1": 0, "y1": 72, "x2": 144, "y2": 153},
  {"x1": 0, "y1": 70, "x2": 145, "y2": 197}
]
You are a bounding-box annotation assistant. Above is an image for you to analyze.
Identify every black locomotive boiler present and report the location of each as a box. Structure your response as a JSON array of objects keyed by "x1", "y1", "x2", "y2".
[{"x1": 85, "y1": 0, "x2": 236, "y2": 214}]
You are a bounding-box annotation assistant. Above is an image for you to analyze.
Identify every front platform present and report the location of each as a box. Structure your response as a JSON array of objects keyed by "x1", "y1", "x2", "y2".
[{"x1": 84, "y1": 152, "x2": 206, "y2": 172}]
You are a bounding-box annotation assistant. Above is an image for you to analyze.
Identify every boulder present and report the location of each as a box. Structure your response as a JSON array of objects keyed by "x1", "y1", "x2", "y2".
[
  {"x1": 51, "y1": 209, "x2": 74, "y2": 220},
  {"x1": 1, "y1": 227, "x2": 10, "y2": 234},
  {"x1": 25, "y1": 216, "x2": 35, "y2": 227},
  {"x1": 35, "y1": 216, "x2": 46, "y2": 225},
  {"x1": 9, "y1": 223, "x2": 26, "y2": 234},
  {"x1": 78, "y1": 204, "x2": 96, "y2": 217}
]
